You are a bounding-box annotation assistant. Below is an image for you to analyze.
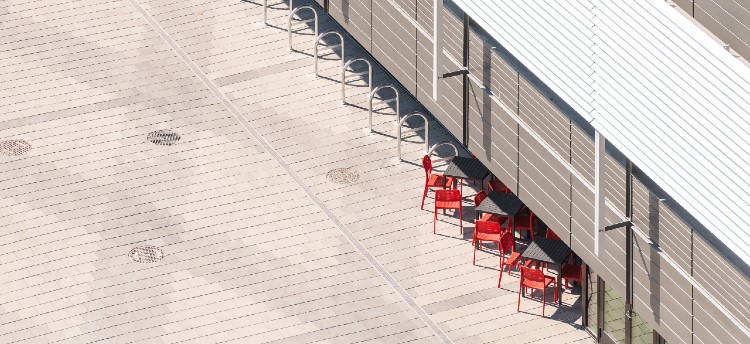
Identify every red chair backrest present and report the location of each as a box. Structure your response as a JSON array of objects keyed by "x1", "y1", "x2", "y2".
[
  {"x1": 474, "y1": 190, "x2": 487, "y2": 206},
  {"x1": 521, "y1": 266, "x2": 545, "y2": 282},
  {"x1": 546, "y1": 228, "x2": 561, "y2": 240},
  {"x1": 422, "y1": 155, "x2": 432, "y2": 179},
  {"x1": 516, "y1": 211, "x2": 534, "y2": 227},
  {"x1": 500, "y1": 231, "x2": 515, "y2": 254},
  {"x1": 476, "y1": 220, "x2": 502, "y2": 235},
  {"x1": 435, "y1": 189, "x2": 461, "y2": 202}
]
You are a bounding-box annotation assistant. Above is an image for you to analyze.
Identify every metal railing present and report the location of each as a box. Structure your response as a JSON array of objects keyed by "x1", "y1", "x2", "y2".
[
  {"x1": 427, "y1": 141, "x2": 459, "y2": 163},
  {"x1": 288, "y1": 6, "x2": 318, "y2": 51},
  {"x1": 367, "y1": 84, "x2": 399, "y2": 133},
  {"x1": 314, "y1": 31, "x2": 344, "y2": 77},
  {"x1": 341, "y1": 58, "x2": 372, "y2": 104},
  {"x1": 397, "y1": 111, "x2": 429, "y2": 161}
]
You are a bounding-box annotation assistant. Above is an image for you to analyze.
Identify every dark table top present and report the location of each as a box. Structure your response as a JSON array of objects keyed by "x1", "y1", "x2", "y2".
[
  {"x1": 443, "y1": 156, "x2": 490, "y2": 181},
  {"x1": 522, "y1": 237, "x2": 571, "y2": 265},
  {"x1": 475, "y1": 191, "x2": 524, "y2": 217}
]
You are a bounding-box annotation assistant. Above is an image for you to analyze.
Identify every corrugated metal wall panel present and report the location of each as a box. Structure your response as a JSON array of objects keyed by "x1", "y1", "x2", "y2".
[
  {"x1": 468, "y1": 30, "x2": 517, "y2": 116},
  {"x1": 604, "y1": 153, "x2": 626, "y2": 216},
  {"x1": 372, "y1": 0, "x2": 417, "y2": 94},
  {"x1": 329, "y1": 0, "x2": 372, "y2": 50},
  {"x1": 414, "y1": 30, "x2": 463, "y2": 140},
  {"x1": 693, "y1": 290, "x2": 750, "y2": 343},
  {"x1": 672, "y1": 0, "x2": 694, "y2": 15},
  {"x1": 519, "y1": 77, "x2": 571, "y2": 161},
  {"x1": 571, "y1": 181, "x2": 596, "y2": 267},
  {"x1": 571, "y1": 124, "x2": 594, "y2": 185},
  {"x1": 517, "y1": 127, "x2": 571, "y2": 235},
  {"x1": 694, "y1": 0, "x2": 750, "y2": 61},
  {"x1": 416, "y1": 0, "x2": 434, "y2": 34},
  {"x1": 600, "y1": 205, "x2": 627, "y2": 297},
  {"x1": 693, "y1": 233, "x2": 750, "y2": 330},
  {"x1": 632, "y1": 178, "x2": 693, "y2": 273},
  {"x1": 442, "y1": 6, "x2": 462, "y2": 62},
  {"x1": 466, "y1": 82, "x2": 518, "y2": 189},
  {"x1": 454, "y1": 0, "x2": 750, "y2": 273},
  {"x1": 632, "y1": 234, "x2": 693, "y2": 344}
]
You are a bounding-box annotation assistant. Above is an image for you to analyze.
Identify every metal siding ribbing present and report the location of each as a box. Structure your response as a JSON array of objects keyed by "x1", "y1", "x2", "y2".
[
  {"x1": 593, "y1": 0, "x2": 750, "y2": 268},
  {"x1": 372, "y1": 0, "x2": 417, "y2": 94},
  {"x1": 455, "y1": 0, "x2": 596, "y2": 120},
  {"x1": 517, "y1": 127, "x2": 571, "y2": 236},
  {"x1": 453, "y1": 0, "x2": 750, "y2": 271},
  {"x1": 329, "y1": 0, "x2": 372, "y2": 48},
  {"x1": 466, "y1": 80, "x2": 518, "y2": 189},
  {"x1": 694, "y1": 0, "x2": 750, "y2": 61}
]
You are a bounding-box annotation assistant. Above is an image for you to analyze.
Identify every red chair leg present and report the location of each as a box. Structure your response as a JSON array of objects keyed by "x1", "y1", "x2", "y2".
[
  {"x1": 498, "y1": 256, "x2": 505, "y2": 288},
  {"x1": 473, "y1": 240, "x2": 477, "y2": 265},
  {"x1": 458, "y1": 204, "x2": 463, "y2": 235},
  {"x1": 517, "y1": 280, "x2": 522, "y2": 312},
  {"x1": 433, "y1": 207, "x2": 438, "y2": 234},
  {"x1": 542, "y1": 288, "x2": 546, "y2": 317},
  {"x1": 421, "y1": 185, "x2": 428, "y2": 209}
]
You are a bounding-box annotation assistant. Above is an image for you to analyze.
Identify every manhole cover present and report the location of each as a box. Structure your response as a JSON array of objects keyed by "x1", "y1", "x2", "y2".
[
  {"x1": 326, "y1": 167, "x2": 360, "y2": 184},
  {"x1": 147, "y1": 129, "x2": 180, "y2": 146},
  {"x1": 128, "y1": 246, "x2": 164, "y2": 263},
  {"x1": 0, "y1": 139, "x2": 31, "y2": 156}
]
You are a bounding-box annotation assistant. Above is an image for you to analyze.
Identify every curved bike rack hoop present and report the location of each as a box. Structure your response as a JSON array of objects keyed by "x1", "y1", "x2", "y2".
[
  {"x1": 427, "y1": 141, "x2": 459, "y2": 163},
  {"x1": 341, "y1": 58, "x2": 372, "y2": 104},
  {"x1": 288, "y1": 6, "x2": 318, "y2": 51},
  {"x1": 368, "y1": 84, "x2": 399, "y2": 133},
  {"x1": 397, "y1": 111, "x2": 429, "y2": 161},
  {"x1": 314, "y1": 31, "x2": 345, "y2": 78}
]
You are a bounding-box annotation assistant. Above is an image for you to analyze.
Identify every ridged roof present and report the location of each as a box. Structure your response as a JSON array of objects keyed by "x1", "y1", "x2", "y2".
[{"x1": 454, "y1": 0, "x2": 750, "y2": 265}]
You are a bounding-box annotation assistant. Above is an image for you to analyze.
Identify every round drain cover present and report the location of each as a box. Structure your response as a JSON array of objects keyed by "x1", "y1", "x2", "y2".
[
  {"x1": 0, "y1": 139, "x2": 32, "y2": 156},
  {"x1": 128, "y1": 246, "x2": 164, "y2": 263},
  {"x1": 147, "y1": 129, "x2": 180, "y2": 146},
  {"x1": 326, "y1": 167, "x2": 360, "y2": 184}
]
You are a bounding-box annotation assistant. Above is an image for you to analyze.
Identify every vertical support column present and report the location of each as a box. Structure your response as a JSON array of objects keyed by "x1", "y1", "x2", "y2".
[
  {"x1": 324, "y1": 0, "x2": 329, "y2": 12},
  {"x1": 432, "y1": 0, "x2": 443, "y2": 100},
  {"x1": 594, "y1": 130, "x2": 605, "y2": 255},
  {"x1": 625, "y1": 159, "x2": 634, "y2": 344},
  {"x1": 461, "y1": 13, "x2": 470, "y2": 148}
]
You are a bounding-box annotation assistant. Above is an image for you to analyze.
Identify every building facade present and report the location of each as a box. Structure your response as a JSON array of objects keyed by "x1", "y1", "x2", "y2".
[{"x1": 312, "y1": 0, "x2": 750, "y2": 343}]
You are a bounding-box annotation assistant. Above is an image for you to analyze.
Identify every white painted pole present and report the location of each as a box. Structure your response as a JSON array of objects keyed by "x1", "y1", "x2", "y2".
[
  {"x1": 594, "y1": 130, "x2": 605, "y2": 256},
  {"x1": 432, "y1": 0, "x2": 443, "y2": 100}
]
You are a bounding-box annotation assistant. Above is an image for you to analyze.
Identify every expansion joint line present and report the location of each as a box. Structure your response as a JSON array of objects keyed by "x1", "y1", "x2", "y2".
[{"x1": 126, "y1": 0, "x2": 452, "y2": 343}]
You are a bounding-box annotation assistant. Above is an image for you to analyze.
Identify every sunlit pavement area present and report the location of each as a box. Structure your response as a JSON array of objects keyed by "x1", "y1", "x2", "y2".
[{"x1": 0, "y1": 1, "x2": 594, "y2": 343}]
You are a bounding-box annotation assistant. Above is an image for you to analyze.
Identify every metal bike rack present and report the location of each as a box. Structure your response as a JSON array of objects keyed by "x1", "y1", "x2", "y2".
[
  {"x1": 288, "y1": 6, "x2": 318, "y2": 51},
  {"x1": 368, "y1": 84, "x2": 399, "y2": 133},
  {"x1": 427, "y1": 141, "x2": 459, "y2": 163},
  {"x1": 341, "y1": 58, "x2": 372, "y2": 104},
  {"x1": 397, "y1": 111, "x2": 429, "y2": 161},
  {"x1": 314, "y1": 31, "x2": 345, "y2": 78}
]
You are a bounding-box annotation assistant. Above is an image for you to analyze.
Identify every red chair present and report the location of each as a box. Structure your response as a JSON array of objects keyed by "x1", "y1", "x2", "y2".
[
  {"x1": 472, "y1": 220, "x2": 503, "y2": 265},
  {"x1": 487, "y1": 178, "x2": 511, "y2": 194},
  {"x1": 474, "y1": 190, "x2": 502, "y2": 223},
  {"x1": 421, "y1": 155, "x2": 455, "y2": 209},
  {"x1": 546, "y1": 228, "x2": 561, "y2": 241},
  {"x1": 498, "y1": 231, "x2": 523, "y2": 287},
  {"x1": 561, "y1": 262, "x2": 583, "y2": 289},
  {"x1": 515, "y1": 209, "x2": 536, "y2": 240},
  {"x1": 517, "y1": 266, "x2": 558, "y2": 316},
  {"x1": 434, "y1": 189, "x2": 462, "y2": 235}
]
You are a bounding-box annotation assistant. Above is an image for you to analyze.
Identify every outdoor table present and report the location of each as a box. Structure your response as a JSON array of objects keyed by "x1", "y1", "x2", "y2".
[
  {"x1": 521, "y1": 237, "x2": 572, "y2": 305},
  {"x1": 475, "y1": 191, "x2": 524, "y2": 221},
  {"x1": 442, "y1": 156, "x2": 490, "y2": 190}
]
